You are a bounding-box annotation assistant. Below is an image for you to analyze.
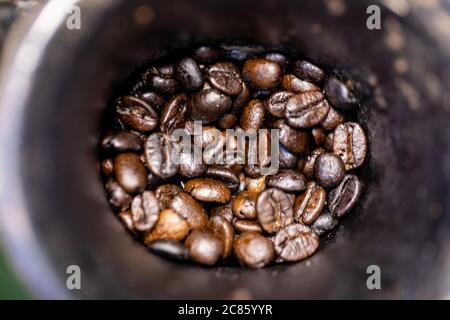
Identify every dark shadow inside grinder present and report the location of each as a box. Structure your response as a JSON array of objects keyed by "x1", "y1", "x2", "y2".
[{"x1": 4, "y1": 0, "x2": 450, "y2": 298}]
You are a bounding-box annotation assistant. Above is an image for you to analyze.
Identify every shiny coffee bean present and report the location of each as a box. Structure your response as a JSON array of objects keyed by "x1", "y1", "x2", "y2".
[
  {"x1": 207, "y1": 62, "x2": 243, "y2": 95},
  {"x1": 311, "y1": 211, "x2": 338, "y2": 236},
  {"x1": 147, "y1": 239, "x2": 189, "y2": 261},
  {"x1": 324, "y1": 76, "x2": 359, "y2": 109},
  {"x1": 294, "y1": 182, "x2": 326, "y2": 225},
  {"x1": 101, "y1": 132, "x2": 143, "y2": 153},
  {"x1": 131, "y1": 191, "x2": 160, "y2": 231},
  {"x1": 179, "y1": 150, "x2": 207, "y2": 178},
  {"x1": 314, "y1": 153, "x2": 345, "y2": 188},
  {"x1": 241, "y1": 99, "x2": 265, "y2": 131},
  {"x1": 169, "y1": 191, "x2": 208, "y2": 230},
  {"x1": 284, "y1": 91, "x2": 330, "y2": 128},
  {"x1": 273, "y1": 223, "x2": 319, "y2": 262},
  {"x1": 143, "y1": 208, "x2": 190, "y2": 244},
  {"x1": 278, "y1": 144, "x2": 299, "y2": 169},
  {"x1": 245, "y1": 176, "x2": 266, "y2": 194},
  {"x1": 141, "y1": 91, "x2": 166, "y2": 111},
  {"x1": 206, "y1": 166, "x2": 240, "y2": 191},
  {"x1": 328, "y1": 174, "x2": 363, "y2": 217},
  {"x1": 256, "y1": 188, "x2": 294, "y2": 234},
  {"x1": 210, "y1": 203, "x2": 235, "y2": 223},
  {"x1": 264, "y1": 52, "x2": 289, "y2": 71},
  {"x1": 189, "y1": 89, "x2": 232, "y2": 123},
  {"x1": 116, "y1": 96, "x2": 158, "y2": 132},
  {"x1": 242, "y1": 58, "x2": 282, "y2": 89},
  {"x1": 145, "y1": 133, "x2": 179, "y2": 178},
  {"x1": 332, "y1": 122, "x2": 367, "y2": 170},
  {"x1": 217, "y1": 113, "x2": 238, "y2": 130},
  {"x1": 208, "y1": 215, "x2": 234, "y2": 258},
  {"x1": 100, "y1": 158, "x2": 114, "y2": 176},
  {"x1": 232, "y1": 82, "x2": 250, "y2": 113},
  {"x1": 266, "y1": 170, "x2": 307, "y2": 193},
  {"x1": 192, "y1": 46, "x2": 221, "y2": 64},
  {"x1": 233, "y1": 220, "x2": 263, "y2": 233},
  {"x1": 232, "y1": 191, "x2": 258, "y2": 219},
  {"x1": 155, "y1": 184, "x2": 181, "y2": 209},
  {"x1": 234, "y1": 232, "x2": 274, "y2": 268},
  {"x1": 292, "y1": 60, "x2": 325, "y2": 84},
  {"x1": 159, "y1": 94, "x2": 188, "y2": 134},
  {"x1": 303, "y1": 147, "x2": 325, "y2": 180},
  {"x1": 185, "y1": 178, "x2": 231, "y2": 203},
  {"x1": 266, "y1": 91, "x2": 294, "y2": 118},
  {"x1": 105, "y1": 179, "x2": 132, "y2": 211},
  {"x1": 320, "y1": 107, "x2": 344, "y2": 131},
  {"x1": 274, "y1": 119, "x2": 309, "y2": 153},
  {"x1": 176, "y1": 57, "x2": 203, "y2": 90},
  {"x1": 146, "y1": 64, "x2": 177, "y2": 94},
  {"x1": 114, "y1": 153, "x2": 147, "y2": 193},
  {"x1": 185, "y1": 230, "x2": 223, "y2": 266},
  {"x1": 281, "y1": 74, "x2": 320, "y2": 93}
]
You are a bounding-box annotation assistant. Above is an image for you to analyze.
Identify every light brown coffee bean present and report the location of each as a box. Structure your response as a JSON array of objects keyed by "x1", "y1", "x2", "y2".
[
  {"x1": 234, "y1": 232, "x2": 274, "y2": 268},
  {"x1": 114, "y1": 153, "x2": 147, "y2": 193},
  {"x1": 185, "y1": 230, "x2": 223, "y2": 266},
  {"x1": 169, "y1": 191, "x2": 208, "y2": 230},
  {"x1": 143, "y1": 208, "x2": 189, "y2": 244},
  {"x1": 185, "y1": 178, "x2": 231, "y2": 203},
  {"x1": 155, "y1": 184, "x2": 181, "y2": 209},
  {"x1": 241, "y1": 99, "x2": 265, "y2": 131},
  {"x1": 131, "y1": 191, "x2": 160, "y2": 231},
  {"x1": 294, "y1": 182, "x2": 326, "y2": 225},
  {"x1": 242, "y1": 58, "x2": 282, "y2": 89},
  {"x1": 232, "y1": 191, "x2": 258, "y2": 219},
  {"x1": 281, "y1": 74, "x2": 320, "y2": 93},
  {"x1": 233, "y1": 220, "x2": 263, "y2": 233},
  {"x1": 273, "y1": 223, "x2": 319, "y2": 262},
  {"x1": 320, "y1": 107, "x2": 344, "y2": 131},
  {"x1": 332, "y1": 122, "x2": 368, "y2": 170},
  {"x1": 208, "y1": 215, "x2": 234, "y2": 259},
  {"x1": 256, "y1": 188, "x2": 294, "y2": 234}
]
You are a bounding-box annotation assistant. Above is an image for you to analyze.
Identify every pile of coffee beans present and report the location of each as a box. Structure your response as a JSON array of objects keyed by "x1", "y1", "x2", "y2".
[{"x1": 99, "y1": 45, "x2": 368, "y2": 268}]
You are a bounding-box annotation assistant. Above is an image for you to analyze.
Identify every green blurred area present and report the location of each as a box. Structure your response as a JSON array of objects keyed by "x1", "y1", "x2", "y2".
[{"x1": 0, "y1": 249, "x2": 31, "y2": 299}]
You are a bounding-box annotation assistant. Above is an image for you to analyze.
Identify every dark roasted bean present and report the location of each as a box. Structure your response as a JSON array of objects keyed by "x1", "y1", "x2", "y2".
[
  {"x1": 281, "y1": 74, "x2": 320, "y2": 93},
  {"x1": 241, "y1": 99, "x2": 265, "y2": 131},
  {"x1": 147, "y1": 239, "x2": 189, "y2": 261},
  {"x1": 278, "y1": 144, "x2": 299, "y2": 169},
  {"x1": 245, "y1": 176, "x2": 266, "y2": 194},
  {"x1": 210, "y1": 203, "x2": 235, "y2": 223},
  {"x1": 284, "y1": 91, "x2": 330, "y2": 128},
  {"x1": 324, "y1": 76, "x2": 359, "y2": 109},
  {"x1": 155, "y1": 184, "x2": 181, "y2": 209},
  {"x1": 232, "y1": 191, "x2": 258, "y2": 219},
  {"x1": 294, "y1": 182, "x2": 326, "y2": 225},
  {"x1": 192, "y1": 46, "x2": 221, "y2": 64},
  {"x1": 176, "y1": 57, "x2": 203, "y2": 90},
  {"x1": 266, "y1": 170, "x2": 307, "y2": 192},
  {"x1": 145, "y1": 133, "x2": 179, "y2": 178},
  {"x1": 264, "y1": 52, "x2": 289, "y2": 72},
  {"x1": 159, "y1": 94, "x2": 188, "y2": 134},
  {"x1": 256, "y1": 188, "x2": 294, "y2": 234},
  {"x1": 292, "y1": 60, "x2": 325, "y2": 84},
  {"x1": 314, "y1": 153, "x2": 345, "y2": 188},
  {"x1": 232, "y1": 82, "x2": 250, "y2": 113},
  {"x1": 208, "y1": 215, "x2": 234, "y2": 258},
  {"x1": 179, "y1": 150, "x2": 207, "y2": 178},
  {"x1": 274, "y1": 223, "x2": 319, "y2": 262},
  {"x1": 185, "y1": 178, "x2": 231, "y2": 203},
  {"x1": 332, "y1": 122, "x2": 367, "y2": 170},
  {"x1": 217, "y1": 113, "x2": 238, "y2": 130},
  {"x1": 116, "y1": 96, "x2": 158, "y2": 132},
  {"x1": 189, "y1": 89, "x2": 232, "y2": 123},
  {"x1": 114, "y1": 153, "x2": 147, "y2": 193},
  {"x1": 266, "y1": 91, "x2": 294, "y2": 118},
  {"x1": 206, "y1": 166, "x2": 240, "y2": 191},
  {"x1": 145, "y1": 65, "x2": 177, "y2": 94},
  {"x1": 303, "y1": 147, "x2": 325, "y2": 180},
  {"x1": 101, "y1": 132, "x2": 143, "y2": 153},
  {"x1": 242, "y1": 58, "x2": 282, "y2": 89},
  {"x1": 234, "y1": 232, "x2": 274, "y2": 268},
  {"x1": 105, "y1": 179, "x2": 132, "y2": 211},
  {"x1": 233, "y1": 220, "x2": 263, "y2": 233},
  {"x1": 207, "y1": 62, "x2": 243, "y2": 95},
  {"x1": 328, "y1": 174, "x2": 363, "y2": 217},
  {"x1": 320, "y1": 107, "x2": 344, "y2": 131},
  {"x1": 131, "y1": 191, "x2": 160, "y2": 231},
  {"x1": 273, "y1": 119, "x2": 309, "y2": 153},
  {"x1": 185, "y1": 230, "x2": 223, "y2": 266},
  {"x1": 169, "y1": 191, "x2": 209, "y2": 230},
  {"x1": 311, "y1": 211, "x2": 338, "y2": 236},
  {"x1": 143, "y1": 208, "x2": 189, "y2": 244},
  {"x1": 141, "y1": 91, "x2": 166, "y2": 111}
]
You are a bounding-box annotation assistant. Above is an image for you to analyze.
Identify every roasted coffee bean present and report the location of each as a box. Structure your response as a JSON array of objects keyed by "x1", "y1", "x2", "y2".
[
  {"x1": 192, "y1": 46, "x2": 221, "y2": 64},
  {"x1": 303, "y1": 147, "x2": 326, "y2": 180},
  {"x1": 155, "y1": 184, "x2": 181, "y2": 209},
  {"x1": 328, "y1": 174, "x2": 363, "y2": 217},
  {"x1": 311, "y1": 211, "x2": 338, "y2": 236},
  {"x1": 311, "y1": 127, "x2": 325, "y2": 146},
  {"x1": 324, "y1": 76, "x2": 359, "y2": 109},
  {"x1": 292, "y1": 60, "x2": 325, "y2": 84},
  {"x1": 143, "y1": 208, "x2": 190, "y2": 243},
  {"x1": 314, "y1": 153, "x2": 345, "y2": 188},
  {"x1": 278, "y1": 144, "x2": 299, "y2": 169},
  {"x1": 141, "y1": 91, "x2": 166, "y2": 111},
  {"x1": 101, "y1": 132, "x2": 143, "y2": 153},
  {"x1": 208, "y1": 215, "x2": 234, "y2": 258},
  {"x1": 284, "y1": 91, "x2": 330, "y2": 128},
  {"x1": 118, "y1": 210, "x2": 136, "y2": 234},
  {"x1": 274, "y1": 119, "x2": 309, "y2": 153},
  {"x1": 116, "y1": 96, "x2": 158, "y2": 132},
  {"x1": 207, "y1": 62, "x2": 243, "y2": 95},
  {"x1": 114, "y1": 153, "x2": 147, "y2": 193},
  {"x1": 185, "y1": 230, "x2": 223, "y2": 266},
  {"x1": 320, "y1": 107, "x2": 344, "y2": 131},
  {"x1": 233, "y1": 220, "x2": 263, "y2": 233},
  {"x1": 274, "y1": 223, "x2": 319, "y2": 262},
  {"x1": 217, "y1": 113, "x2": 238, "y2": 130},
  {"x1": 232, "y1": 191, "x2": 258, "y2": 219},
  {"x1": 281, "y1": 74, "x2": 320, "y2": 93},
  {"x1": 185, "y1": 178, "x2": 231, "y2": 203},
  {"x1": 189, "y1": 89, "x2": 232, "y2": 123},
  {"x1": 232, "y1": 82, "x2": 250, "y2": 113},
  {"x1": 264, "y1": 52, "x2": 289, "y2": 72},
  {"x1": 234, "y1": 232, "x2": 274, "y2": 268},
  {"x1": 241, "y1": 99, "x2": 265, "y2": 131},
  {"x1": 324, "y1": 132, "x2": 334, "y2": 151},
  {"x1": 146, "y1": 65, "x2": 177, "y2": 94},
  {"x1": 147, "y1": 239, "x2": 189, "y2": 261},
  {"x1": 266, "y1": 91, "x2": 294, "y2": 118},
  {"x1": 332, "y1": 122, "x2": 367, "y2": 170},
  {"x1": 100, "y1": 158, "x2": 114, "y2": 176},
  {"x1": 159, "y1": 94, "x2": 188, "y2": 134},
  {"x1": 206, "y1": 166, "x2": 240, "y2": 191},
  {"x1": 294, "y1": 182, "x2": 326, "y2": 225},
  {"x1": 145, "y1": 133, "x2": 179, "y2": 178},
  {"x1": 210, "y1": 203, "x2": 235, "y2": 223},
  {"x1": 179, "y1": 150, "x2": 207, "y2": 178},
  {"x1": 245, "y1": 176, "x2": 266, "y2": 194},
  {"x1": 169, "y1": 191, "x2": 208, "y2": 230},
  {"x1": 242, "y1": 58, "x2": 282, "y2": 89},
  {"x1": 297, "y1": 157, "x2": 306, "y2": 172},
  {"x1": 105, "y1": 179, "x2": 132, "y2": 211},
  {"x1": 256, "y1": 188, "x2": 294, "y2": 234},
  {"x1": 131, "y1": 191, "x2": 160, "y2": 231},
  {"x1": 266, "y1": 170, "x2": 307, "y2": 192},
  {"x1": 176, "y1": 57, "x2": 203, "y2": 90}
]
